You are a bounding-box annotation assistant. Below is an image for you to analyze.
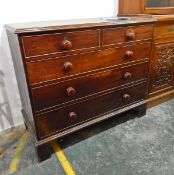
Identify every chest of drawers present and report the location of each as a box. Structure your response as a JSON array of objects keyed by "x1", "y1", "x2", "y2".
[{"x1": 6, "y1": 18, "x2": 154, "y2": 161}]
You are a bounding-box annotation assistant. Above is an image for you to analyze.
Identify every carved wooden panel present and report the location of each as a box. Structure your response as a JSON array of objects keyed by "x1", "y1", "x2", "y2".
[{"x1": 151, "y1": 42, "x2": 174, "y2": 92}]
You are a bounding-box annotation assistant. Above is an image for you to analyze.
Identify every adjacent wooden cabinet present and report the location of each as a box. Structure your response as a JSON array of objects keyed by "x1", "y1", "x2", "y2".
[
  {"x1": 148, "y1": 19, "x2": 174, "y2": 105},
  {"x1": 119, "y1": 0, "x2": 174, "y2": 15}
]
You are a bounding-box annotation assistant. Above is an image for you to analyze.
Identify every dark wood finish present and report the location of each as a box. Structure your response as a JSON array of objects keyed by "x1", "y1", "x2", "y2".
[
  {"x1": 6, "y1": 18, "x2": 153, "y2": 161},
  {"x1": 27, "y1": 42, "x2": 151, "y2": 85},
  {"x1": 133, "y1": 103, "x2": 147, "y2": 116},
  {"x1": 102, "y1": 25, "x2": 153, "y2": 46},
  {"x1": 32, "y1": 61, "x2": 148, "y2": 112},
  {"x1": 36, "y1": 144, "x2": 51, "y2": 162},
  {"x1": 5, "y1": 17, "x2": 154, "y2": 34},
  {"x1": 21, "y1": 30, "x2": 100, "y2": 58},
  {"x1": 37, "y1": 82, "x2": 147, "y2": 138}
]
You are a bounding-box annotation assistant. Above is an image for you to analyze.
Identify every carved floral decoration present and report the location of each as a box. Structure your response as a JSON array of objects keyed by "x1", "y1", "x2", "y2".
[{"x1": 153, "y1": 44, "x2": 174, "y2": 89}]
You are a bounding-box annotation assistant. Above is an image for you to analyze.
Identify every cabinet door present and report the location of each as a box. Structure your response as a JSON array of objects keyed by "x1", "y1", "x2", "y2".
[{"x1": 149, "y1": 42, "x2": 174, "y2": 94}]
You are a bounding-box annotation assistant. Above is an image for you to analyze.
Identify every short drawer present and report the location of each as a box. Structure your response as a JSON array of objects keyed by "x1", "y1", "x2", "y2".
[
  {"x1": 103, "y1": 25, "x2": 153, "y2": 46},
  {"x1": 27, "y1": 42, "x2": 151, "y2": 85},
  {"x1": 154, "y1": 25, "x2": 174, "y2": 36},
  {"x1": 36, "y1": 82, "x2": 147, "y2": 138},
  {"x1": 32, "y1": 61, "x2": 149, "y2": 111},
  {"x1": 21, "y1": 29, "x2": 100, "y2": 58}
]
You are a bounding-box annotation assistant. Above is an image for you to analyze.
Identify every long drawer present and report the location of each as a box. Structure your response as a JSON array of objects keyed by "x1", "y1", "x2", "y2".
[
  {"x1": 32, "y1": 61, "x2": 148, "y2": 111},
  {"x1": 27, "y1": 42, "x2": 151, "y2": 85},
  {"x1": 36, "y1": 82, "x2": 147, "y2": 138},
  {"x1": 103, "y1": 25, "x2": 153, "y2": 46},
  {"x1": 21, "y1": 29, "x2": 100, "y2": 58}
]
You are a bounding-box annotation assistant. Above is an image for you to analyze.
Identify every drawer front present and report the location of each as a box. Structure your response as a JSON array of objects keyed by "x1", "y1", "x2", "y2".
[
  {"x1": 21, "y1": 30, "x2": 100, "y2": 58},
  {"x1": 154, "y1": 25, "x2": 174, "y2": 36},
  {"x1": 36, "y1": 82, "x2": 147, "y2": 138},
  {"x1": 32, "y1": 62, "x2": 148, "y2": 111},
  {"x1": 27, "y1": 42, "x2": 151, "y2": 85},
  {"x1": 103, "y1": 25, "x2": 153, "y2": 46}
]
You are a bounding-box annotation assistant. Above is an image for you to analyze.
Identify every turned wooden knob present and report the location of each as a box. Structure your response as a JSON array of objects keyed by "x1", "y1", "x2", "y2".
[
  {"x1": 124, "y1": 72, "x2": 132, "y2": 79},
  {"x1": 68, "y1": 112, "x2": 77, "y2": 121},
  {"x1": 66, "y1": 87, "x2": 76, "y2": 96},
  {"x1": 125, "y1": 51, "x2": 133, "y2": 59},
  {"x1": 61, "y1": 40, "x2": 72, "y2": 50},
  {"x1": 126, "y1": 30, "x2": 135, "y2": 40},
  {"x1": 123, "y1": 94, "x2": 131, "y2": 101},
  {"x1": 64, "y1": 62, "x2": 73, "y2": 72}
]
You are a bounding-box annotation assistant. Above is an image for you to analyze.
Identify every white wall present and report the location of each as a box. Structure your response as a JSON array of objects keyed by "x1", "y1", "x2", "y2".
[{"x1": 0, "y1": 0, "x2": 118, "y2": 132}]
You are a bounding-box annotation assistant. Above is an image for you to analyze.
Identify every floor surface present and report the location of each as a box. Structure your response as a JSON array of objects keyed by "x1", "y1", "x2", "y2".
[{"x1": 0, "y1": 99, "x2": 174, "y2": 175}]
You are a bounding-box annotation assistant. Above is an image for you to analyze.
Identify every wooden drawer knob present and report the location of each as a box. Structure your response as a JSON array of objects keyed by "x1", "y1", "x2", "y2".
[
  {"x1": 125, "y1": 51, "x2": 133, "y2": 59},
  {"x1": 123, "y1": 94, "x2": 131, "y2": 101},
  {"x1": 126, "y1": 30, "x2": 135, "y2": 40},
  {"x1": 64, "y1": 62, "x2": 73, "y2": 72},
  {"x1": 124, "y1": 72, "x2": 132, "y2": 79},
  {"x1": 66, "y1": 87, "x2": 76, "y2": 96},
  {"x1": 68, "y1": 112, "x2": 77, "y2": 121},
  {"x1": 61, "y1": 40, "x2": 72, "y2": 50}
]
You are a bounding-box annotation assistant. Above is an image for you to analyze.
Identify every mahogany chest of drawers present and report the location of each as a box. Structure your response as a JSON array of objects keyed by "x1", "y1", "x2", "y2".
[{"x1": 6, "y1": 18, "x2": 154, "y2": 161}]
